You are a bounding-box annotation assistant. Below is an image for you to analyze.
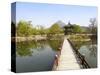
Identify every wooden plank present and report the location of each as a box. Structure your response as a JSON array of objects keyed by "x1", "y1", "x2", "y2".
[{"x1": 56, "y1": 37, "x2": 80, "y2": 70}]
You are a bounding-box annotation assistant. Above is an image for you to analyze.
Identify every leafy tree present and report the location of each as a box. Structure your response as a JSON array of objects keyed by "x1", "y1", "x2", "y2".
[
  {"x1": 39, "y1": 26, "x2": 46, "y2": 35},
  {"x1": 49, "y1": 23, "x2": 63, "y2": 35},
  {"x1": 16, "y1": 20, "x2": 33, "y2": 36},
  {"x1": 72, "y1": 24, "x2": 82, "y2": 33},
  {"x1": 31, "y1": 28, "x2": 38, "y2": 35}
]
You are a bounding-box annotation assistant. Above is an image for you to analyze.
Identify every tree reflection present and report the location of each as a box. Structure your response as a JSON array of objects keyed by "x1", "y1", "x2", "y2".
[
  {"x1": 71, "y1": 40, "x2": 97, "y2": 57},
  {"x1": 16, "y1": 38, "x2": 63, "y2": 57},
  {"x1": 16, "y1": 41, "x2": 35, "y2": 57},
  {"x1": 71, "y1": 41, "x2": 88, "y2": 50},
  {"x1": 16, "y1": 40, "x2": 47, "y2": 57},
  {"x1": 88, "y1": 45, "x2": 97, "y2": 57},
  {"x1": 48, "y1": 39, "x2": 62, "y2": 51}
]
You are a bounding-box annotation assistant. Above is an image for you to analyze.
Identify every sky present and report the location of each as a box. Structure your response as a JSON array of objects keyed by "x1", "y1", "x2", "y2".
[{"x1": 11, "y1": 2, "x2": 97, "y2": 27}]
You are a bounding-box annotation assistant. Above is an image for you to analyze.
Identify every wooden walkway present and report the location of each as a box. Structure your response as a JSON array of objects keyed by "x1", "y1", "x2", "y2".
[{"x1": 56, "y1": 37, "x2": 81, "y2": 70}]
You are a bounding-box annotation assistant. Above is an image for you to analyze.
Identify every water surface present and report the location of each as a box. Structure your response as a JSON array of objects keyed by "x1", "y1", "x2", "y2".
[
  {"x1": 16, "y1": 39, "x2": 63, "y2": 72},
  {"x1": 71, "y1": 40, "x2": 97, "y2": 68}
]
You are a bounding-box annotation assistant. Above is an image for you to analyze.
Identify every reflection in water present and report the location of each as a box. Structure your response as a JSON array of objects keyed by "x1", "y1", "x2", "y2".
[
  {"x1": 16, "y1": 38, "x2": 63, "y2": 72},
  {"x1": 88, "y1": 45, "x2": 97, "y2": 57},
  {"x1": 16, "y1": 40, "x2": 47, "y2": 56},
  {"x1": 16, "y1": 39, "x2": 62, "y2": 56},
  {"x1": 48, "y1": 39, "x2": 62, "y2": 51},
  {"x1": 71, "y1": 40, "x2": 97, "y2": 68},
  {"x1": 16, "y1": 41, "x2": 34, "y2": 56}
]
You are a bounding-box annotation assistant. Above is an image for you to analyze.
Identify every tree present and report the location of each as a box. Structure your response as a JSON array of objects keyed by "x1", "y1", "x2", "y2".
[
  {"x1": 89, "y1": 18, "x2": 97, "y2": 40},
  {"x1": 72, "y1": 24, "x2": 82, "y2": 33},
  {"x1": 89, "y1": 18, "x2": 97, "y2": 34},
  {"x1": 39, "y1": 26, "x2": 46, "y2": 35},
  {"x1": 31, "y1": 28, "x2": 38, "y2": 35},
  {"x1": 49, "y1": 23, "x2": 63, "y2": 35},
  {"x1": 16, "y1": 20, "x2": 33, "y2": 36}
]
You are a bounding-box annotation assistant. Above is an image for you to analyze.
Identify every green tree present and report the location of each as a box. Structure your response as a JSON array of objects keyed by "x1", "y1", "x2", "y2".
[
  {"x1": 39, "y1": 26, "x2": 46, "y2": 35},
  {"x1": 31, "y1": 28, "x2": 38, "y2": 35},
  {"x1": 49, "y1": 23, "x2": 63, "y2": 35},
  {"x1": 72, "y1": 24, "x2": 82, "y2": 33},
  {"x1": 17, "y1": 20, "x2": 33, "y2": 36}
]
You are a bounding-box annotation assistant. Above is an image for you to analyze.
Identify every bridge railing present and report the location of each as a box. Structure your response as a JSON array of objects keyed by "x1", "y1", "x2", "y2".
[{"x1": 67, "y1": 39, "x2": 90, "y2": 68}]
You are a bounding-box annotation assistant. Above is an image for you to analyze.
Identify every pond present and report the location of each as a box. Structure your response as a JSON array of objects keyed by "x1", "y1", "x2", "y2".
[
  {"x1": 70, "y1": 40, "x2": 97, "y2": 68},
  {"x1": 16, "y1": 38, "x2": 63, "y2": 72}
]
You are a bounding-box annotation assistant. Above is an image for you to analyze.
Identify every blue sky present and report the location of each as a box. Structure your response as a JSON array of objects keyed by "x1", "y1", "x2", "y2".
[{"x1": 12, "y1": 2, "x2": 97, "y2": 27}]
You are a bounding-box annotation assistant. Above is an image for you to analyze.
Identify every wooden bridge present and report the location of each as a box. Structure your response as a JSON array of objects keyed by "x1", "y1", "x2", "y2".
[
  {"x1": 52, "y1": 37, "x2": 80, "y2": 70},
  {"x1": 52, "y1": 37, "x2": 90, "y2": 70}
]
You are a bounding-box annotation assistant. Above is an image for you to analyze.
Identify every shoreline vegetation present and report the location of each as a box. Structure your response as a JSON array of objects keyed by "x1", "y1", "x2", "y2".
[
  {"x1": 11, "y1": 18, "x2": 97, "y2": 43},
  {"x1": 12, "y1": 36, "x2": 47, "y2": 42},
  {"x1": 11, "y1": 32, "x2": 96, "y2": 42},
  {"x1": 11, "y1": 34, "x2": 92, "y2": 42},
  {"x1": 12, "y1": 34, "x2": 64, "y2": 42}
]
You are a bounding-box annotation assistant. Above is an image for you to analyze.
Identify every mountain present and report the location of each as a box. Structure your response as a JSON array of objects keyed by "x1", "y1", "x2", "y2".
[
  {"x1": 54, "y1": 20, "x2": 67, "y2": 28},
  {"x1": 52, "y1": 20, "x2": 89, "y2": 31}
]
